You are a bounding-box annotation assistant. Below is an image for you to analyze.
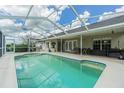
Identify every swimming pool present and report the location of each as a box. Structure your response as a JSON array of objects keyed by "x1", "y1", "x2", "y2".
[{"x1": 15, "y1": 53, "x2": 106, "y2": 88}]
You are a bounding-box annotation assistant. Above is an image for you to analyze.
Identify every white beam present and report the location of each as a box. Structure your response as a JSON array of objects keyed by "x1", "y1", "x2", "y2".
[
  {"x1": 0, "y1": 15, "x2": 67, "y2": 35},
  {"x1": 46, "y1": 5, "x2": 68, "y2": 35},
  {"x1": 68, "y1": 5, "x2": 89, "y2": 31},
  {"x1": 28, "y1": 38, "x2": 30, "y2": 52},
  {"x1": 20, "y1": 5, "x2": 34, "y2": 42},
  {"x1": 5, "y1": 37, "x2": 6, "y2": 54},
  {"x1": 46, "y1": 18, "x2": 68, "y2": 34},
  {"x1": 80, "y1": 35, "x2": 82, "y2": 55},
  {"x1": 22, "y1": 5, "x2": 34, "y2": 27},
  {"x1": 61, "y1": 38, "x2": 63, "y2": 53},
  {"x1": 36, "y1": 25, "x2": 56, "y2": 37},
  {"x1": 0, "y1": 16, "x2": 47, "y2": 20},
  {"x1": 32, "y1": 30, "x2": 48, "y2": 39},
  {"x1": 0, "y1": 10, "x2": 123, "y2": 20},
  {"x1": 42, "y1": 22, "x2": 124, "y2": 41},
  {"x1": 56, "y1": 40, "x2": 58, "y2": 52},
  {"x1": 47, "y1": 6, "x2": 62, "y2": 18},
  {"x1": 46, "y1": 5, "x2": 67, "y2": 35}
]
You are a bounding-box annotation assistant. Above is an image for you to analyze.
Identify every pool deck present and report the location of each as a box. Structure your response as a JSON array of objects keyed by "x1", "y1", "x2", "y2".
[{"x1": 0, "y1": 52, "x2": 124, "y2": 88}]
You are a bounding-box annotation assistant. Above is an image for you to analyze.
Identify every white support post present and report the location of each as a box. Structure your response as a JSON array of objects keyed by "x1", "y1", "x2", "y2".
[
  {"x1": 2, "y1": 33, "x2": 3, "y2": 55},
  {"x1": 61, "y1": 38, "x2": 62, "y2": 53},
  {"x1": 80, "y1": 35, "x2": 82, "y2": 55},
  {"x1": 28, "y1": 38, "x2": 30, "y2": 52},
  {"x1": 48, "y1": 41, "x2": 50, "y2": 52},
  {"x1": 5, "y1": 37, "x2": 6, "y2": 54},
  {"x1": 13, "y1": 39, "x2": 15, "y2": 53},
  {"x1": 56, "y1": 40, "x2": 58, "y2": 52},
  {"x1": 28, "y1": 30, "x2": 32, "y2": 53},
  {"x1": 31, "y1": 39, "x2": 32, "y2": 52}
]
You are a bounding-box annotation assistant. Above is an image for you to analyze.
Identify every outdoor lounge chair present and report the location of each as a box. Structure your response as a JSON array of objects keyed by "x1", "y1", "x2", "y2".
[{"x1": 108, "y1": 48, "x2": 124, "y2": 59}]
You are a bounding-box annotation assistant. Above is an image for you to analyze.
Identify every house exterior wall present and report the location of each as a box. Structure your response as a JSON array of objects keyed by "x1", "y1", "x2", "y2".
[
  {"x1": 62, "y1": 37, "x2": 80, "y2": 52},
  {"x1": 82, "y1": 38, "x2": 93, "y2": 49},
  {"x1": 45, "y1": 40, "x2": 58, "y2": 52},
  {"x1": 46, "y1": 37, "x2": 80, "y2": 52},
  {"x1": 63, "y1": 37, "x2": 80, "y2": 47},
  {"x1": 45, "y1": 31, "x2": 124, "y2": 52},
  {"x1": 111, "y1": 33, "x2": 124, "y2": 49},
  {"x1": 0, "y1": 31, "x2": 5, "y2": 57},
  {"x1": 82, "y1": 32, "x2": 124, "y2": 49},
  {"x1": 49, "y1": 39, "x2": 58, "y2": 52}
]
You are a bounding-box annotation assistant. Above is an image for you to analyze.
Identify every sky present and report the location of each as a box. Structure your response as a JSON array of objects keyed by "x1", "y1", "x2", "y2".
[
  {"x1": 0, "y1": 5, "x2": 123, "y2": 29},
  {"x1": 0, "y1": 5, "x2": 124, "y2": 43},
  {"x1": 59, "y1": 5, "x2": 123, "y2": 25},
  {"x1": 0, "y1": 5, "x2": 123, "y2": 26}
]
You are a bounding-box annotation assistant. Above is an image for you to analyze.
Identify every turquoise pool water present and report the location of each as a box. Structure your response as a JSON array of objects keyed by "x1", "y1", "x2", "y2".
[{"x1": 15, "y1": 54, "x2": 106, "y2": 88}]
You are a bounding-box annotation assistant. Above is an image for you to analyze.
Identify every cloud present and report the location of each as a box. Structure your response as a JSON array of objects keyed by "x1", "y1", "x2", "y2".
[
  {"x1": 0, "y1": 5, "x2": 66, "y2": 25},
  {"x1": 79, "y1": 10, "x2": 90, "y2": 19},
  {"x1": 0, "y1": 19, "x2": 15, "y2": 26},
  {"x1": 0, "y1": 6, "x2": 30, "y2": 31},
  {"x1": 27, "y1": 5, "x2": 68, "y2": 27},
  {"x1": 23, "y1": 5, "x2": 67, "y2": 33},
  {"x1": 98, "y1": 12, "x2": 113, "y2": 21},
  {"x1": 29, "y1": 6, "x2": 53, "y2": 17},
  {"x1": 0, "y1": 5, "x2": 68, "y2": 38},
  {"x1": 98, "y1": 6, "x2": 124, "y2": 21},
  {"x1": 115, "y1": 6, "x2": 124, "y2": 12},
  {"x1": 55, "y1": 5, "x2": 68, "y2": 11},
  {"x1": 0, "y1": 5, "x2": 30, "y2": 16},
  {"x1": 70, "y1": 10, "x2": 90, "y2": 29},
  {"x1": 26, "y1": 5, "x2": 67, "y2": 24},
  {"x1": 48, "y1": 12, "x2": 60, "y2": 22},
  {"x1": 71, "y1": 20, "x2": 81, "y2": 29}
]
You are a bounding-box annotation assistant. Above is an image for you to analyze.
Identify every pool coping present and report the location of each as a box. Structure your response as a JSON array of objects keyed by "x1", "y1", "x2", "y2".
[{"x1": 0, "y1": 52, "x2": 124, "y2": 88}]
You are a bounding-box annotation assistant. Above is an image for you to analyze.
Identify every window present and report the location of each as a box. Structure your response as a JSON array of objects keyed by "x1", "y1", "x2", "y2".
[
  {"x1": 47, "y1": 42, "x2": 49, "y2": 48},
  {"x1": 65, "y1": 41, "x2": 68, "y2": 50},
  {"x1": 51, "y1": 42, "x2": 56, "y2": 48},
  {"x1": 73, "y1": 40, "x2": 77, "y2": 49},
  {"x1": 64, "y1": 40, "x2": 78, "y2": 51},
  {"x1": 69, "y1": 41, "x2": 72, "y2": 51}
]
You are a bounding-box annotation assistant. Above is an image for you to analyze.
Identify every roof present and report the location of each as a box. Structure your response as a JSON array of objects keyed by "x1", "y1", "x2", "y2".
[{"x1": 48, "y1": 15, "x2": 124, "y2": 38}]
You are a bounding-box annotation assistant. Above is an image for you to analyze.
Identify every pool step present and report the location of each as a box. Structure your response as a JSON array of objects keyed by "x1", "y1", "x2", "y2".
[{"x1": 80, "y1": 62, "x2": 105, "y2": 71}]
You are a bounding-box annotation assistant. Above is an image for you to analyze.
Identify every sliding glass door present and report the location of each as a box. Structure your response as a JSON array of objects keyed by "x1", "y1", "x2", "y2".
[
  {"x1": 102, "y1": 40, "x2": 111, "y2": 51},
  {"x1": 93, "y1": 39, "x2": 111, "y2": 51},
  {"x1": 93, "y1": 40, "x2": 101, "y2": 50}
]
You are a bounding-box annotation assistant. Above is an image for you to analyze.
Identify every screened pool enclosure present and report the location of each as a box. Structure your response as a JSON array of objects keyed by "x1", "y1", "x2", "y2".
[{"x1": 0, "y1": 5, "x2": 124, "y2": 56}]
